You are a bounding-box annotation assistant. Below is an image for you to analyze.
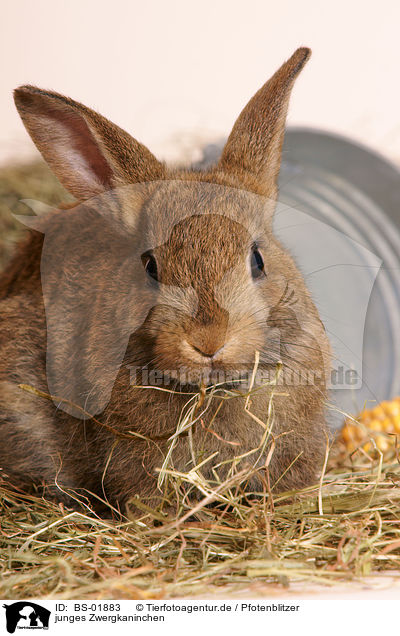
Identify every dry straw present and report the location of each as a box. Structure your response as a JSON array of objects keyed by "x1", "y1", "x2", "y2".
[{"x1": 1, "y1": 365, "x2": 400, "y2": 600}]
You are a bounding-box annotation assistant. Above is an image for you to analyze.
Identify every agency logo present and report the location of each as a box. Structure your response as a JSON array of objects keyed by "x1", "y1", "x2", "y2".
[{"x1": 3, "y1": 602, "x2": 50, "y2": 634}]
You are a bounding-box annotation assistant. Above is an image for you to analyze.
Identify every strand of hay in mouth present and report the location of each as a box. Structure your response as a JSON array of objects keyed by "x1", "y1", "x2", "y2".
[
  {"x1": 2, "y1": 366, "x2": 400, "y2": 598},
  {"x1": 153, "y1": 354, "x2": 282, "y2": 493}
]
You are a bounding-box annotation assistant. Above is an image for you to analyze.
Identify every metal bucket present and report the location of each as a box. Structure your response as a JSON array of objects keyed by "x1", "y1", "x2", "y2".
[{"x1": 199, "y1": 129, "x2": 400, "y2": 425}]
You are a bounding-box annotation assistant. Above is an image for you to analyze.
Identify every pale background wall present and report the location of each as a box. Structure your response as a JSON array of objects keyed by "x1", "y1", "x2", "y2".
[{"x1": 1, "y1": 0, "x2": 400, "y2": 164}]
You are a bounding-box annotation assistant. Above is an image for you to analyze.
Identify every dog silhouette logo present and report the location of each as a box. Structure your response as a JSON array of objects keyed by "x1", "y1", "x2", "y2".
[{"x1": 3, "y1": 602, "x2": 50, "y2": 633}]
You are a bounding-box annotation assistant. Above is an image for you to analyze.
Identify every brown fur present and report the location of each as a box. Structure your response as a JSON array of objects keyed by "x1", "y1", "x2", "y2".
[{"x1": 0, "y1": 48, "x2": 331, "y2": 513}]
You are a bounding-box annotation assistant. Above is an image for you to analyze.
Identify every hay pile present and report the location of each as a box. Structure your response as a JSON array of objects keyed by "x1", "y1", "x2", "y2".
[{"x1": 1, "y1": 384, "x2": 400, "y2": 600}]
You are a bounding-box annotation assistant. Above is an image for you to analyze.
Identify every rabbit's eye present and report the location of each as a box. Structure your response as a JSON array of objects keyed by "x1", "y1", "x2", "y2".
[
  {"x1": 250, "y1": 245, "x2": 265, "y2": 279},
  {"x1": 141, "y1": 251, "x2": 158, "y2": 282}
]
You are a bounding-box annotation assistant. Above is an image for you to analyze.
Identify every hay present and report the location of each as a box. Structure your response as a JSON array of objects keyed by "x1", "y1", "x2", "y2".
[{"x1": 1, "y1": 381, "x2": 400, "y2": 600}]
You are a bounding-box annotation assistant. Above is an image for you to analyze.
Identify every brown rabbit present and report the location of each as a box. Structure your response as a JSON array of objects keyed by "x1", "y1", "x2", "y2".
[{"x1": 0, "y1": 48, "x2": 331, "y2": 514}]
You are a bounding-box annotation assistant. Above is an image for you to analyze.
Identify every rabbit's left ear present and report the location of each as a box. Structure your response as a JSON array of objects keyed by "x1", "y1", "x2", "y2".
[
  {"x1": 14, "y1": 86, "x2": 165, "y2": 201},
  {"x1": 218, "y1": 48, "x2": 311, "y2": 196}
]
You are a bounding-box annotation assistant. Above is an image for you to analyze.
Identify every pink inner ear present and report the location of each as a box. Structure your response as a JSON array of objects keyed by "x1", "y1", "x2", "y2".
[
  {"x1": 49, "y1": 107, "x2": 114, "y2": 190},
  {"x1": 16, "y1": 87, "x2": 116, "y2": 195}
]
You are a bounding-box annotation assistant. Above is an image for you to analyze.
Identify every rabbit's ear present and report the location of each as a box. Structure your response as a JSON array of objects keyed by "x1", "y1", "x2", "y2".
[
  {"x1": 218, "y1": 48, "x2": 310, "y2": 196},
  {"x1": 14, "y1": 86, "x2": 165, "y2": 200}
]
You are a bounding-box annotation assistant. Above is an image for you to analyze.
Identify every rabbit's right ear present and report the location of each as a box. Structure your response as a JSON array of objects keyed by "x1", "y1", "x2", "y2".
[{"x1": 14, "y1": 86, "x2": 165, "y2": 200}]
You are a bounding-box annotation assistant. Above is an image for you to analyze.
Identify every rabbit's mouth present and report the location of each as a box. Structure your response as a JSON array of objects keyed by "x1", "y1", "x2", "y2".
[
  {"x1": 172, "y1": 377, "x2": 245, "y2": 393},
  {"x1": 153, "y1": 363, "x2": 276, "y2": 394}
]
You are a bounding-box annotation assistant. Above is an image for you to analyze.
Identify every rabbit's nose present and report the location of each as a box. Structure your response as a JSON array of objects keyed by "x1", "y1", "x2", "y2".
[
  {"x1": 189, "y1": 341, "x2": 225, "y2": 359},
  {"x1": 187, "y1": 299, "x2": 229, "y2": 359},
  {"x1": 186, "y1": 325, "x2": 226, "y2": 359}
]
